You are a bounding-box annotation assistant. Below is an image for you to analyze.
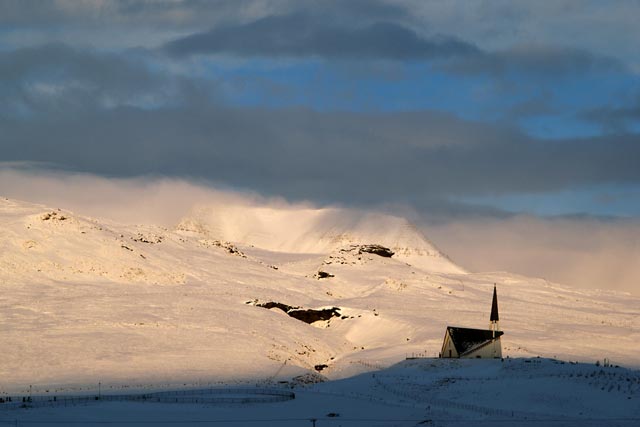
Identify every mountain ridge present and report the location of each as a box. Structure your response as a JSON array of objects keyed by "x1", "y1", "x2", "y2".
[{"x1": 178, "y1": 203, "x2": 465, "y2": 273}]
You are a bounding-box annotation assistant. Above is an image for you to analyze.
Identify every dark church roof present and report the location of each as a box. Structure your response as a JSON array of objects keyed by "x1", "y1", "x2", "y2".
[{"x1": 447, "y1": 326, "x2": 503, "y2": 355}]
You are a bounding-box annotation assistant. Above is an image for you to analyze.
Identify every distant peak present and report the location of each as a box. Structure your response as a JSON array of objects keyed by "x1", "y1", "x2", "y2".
[{"x1": 178, "y1": 203, "x2": 465, "y2": 274}]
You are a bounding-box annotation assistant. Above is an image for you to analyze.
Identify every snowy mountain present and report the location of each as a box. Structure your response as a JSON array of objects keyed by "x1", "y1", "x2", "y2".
[
  {"x1": 178, "y1": 204, "x2": 464, "y2": 273},
  {"x1": 1, "y1": 196, "x2": 638, "y2": 396}
]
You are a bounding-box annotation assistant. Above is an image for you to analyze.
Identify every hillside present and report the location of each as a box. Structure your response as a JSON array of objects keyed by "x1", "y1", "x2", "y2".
[
  {"x1": 178, "y1": 203, "x2": 464, "y2": 273},
  {"x1": 0, "y1": 197, "x2": 638, "y2": 394}
]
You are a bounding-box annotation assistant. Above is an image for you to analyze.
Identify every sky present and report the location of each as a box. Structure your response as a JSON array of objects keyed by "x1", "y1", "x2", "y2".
[{"x1": 1, "y1": 0, "x2": 639, "y2": 293}]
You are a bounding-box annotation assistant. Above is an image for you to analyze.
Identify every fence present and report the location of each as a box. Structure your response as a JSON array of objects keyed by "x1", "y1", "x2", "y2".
[{"x1": 0, "y1": 387, "x2": 295, "y2": 410}]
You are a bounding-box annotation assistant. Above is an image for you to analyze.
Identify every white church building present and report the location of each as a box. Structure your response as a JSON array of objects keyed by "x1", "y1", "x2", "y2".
[{"x1": 440, "y1": 285, "x2": 503, "y2": 359}]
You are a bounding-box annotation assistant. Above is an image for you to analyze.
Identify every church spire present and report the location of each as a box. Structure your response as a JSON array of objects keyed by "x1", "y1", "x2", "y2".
[
  {"x1": 490, "y1": 284, "x2": 499, "y2": 322},
  {"x1": 490, "y1": 284, "x2": 499, "y2": 337}
]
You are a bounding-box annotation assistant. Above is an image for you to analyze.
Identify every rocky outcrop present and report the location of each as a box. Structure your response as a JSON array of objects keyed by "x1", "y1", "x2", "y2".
[
  {"x1": 358, "y1": 244, "x2": 394, "y2": 257},
  {"x1": 315, "y1": 271, "x2": 334, "y2": 279},
  {"x1": 253, "y1": 301, "x2": 341, "y2": 324},
  {"x1": 321, "y1": 244, "x2": 395, "y2": 267},
  {"x1": 199, "y1": 239, "x2": 246, "y2": 257},
  {"x1": 256, "y1": 301, "x2": 298, "y2": 312},
  {"x1": 132, "y1": 233, "x2": 164, "y2": 244},
  {"x1": 287, "y1": 307, "x2": 341, "y2": 323},
  {"x1": 41, "y1": 211, "x2": 68, "y2": 221}
]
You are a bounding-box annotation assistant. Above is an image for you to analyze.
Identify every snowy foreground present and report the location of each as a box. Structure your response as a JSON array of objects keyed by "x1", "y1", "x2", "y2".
[
  {"x1": 1, "y1": 197, "x2": 639, "y2": 425},
  {"x1": 2, "y1": 358, "x2": 639, "y2": 426}
]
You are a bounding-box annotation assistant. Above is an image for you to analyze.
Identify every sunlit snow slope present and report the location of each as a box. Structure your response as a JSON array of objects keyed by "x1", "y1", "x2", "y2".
[
  {"x1": 0, "y1": 197, "x2": 638, "y2": 393},
  {"x1": 178, "y1": 204, "x2": 464, "y2": 273}
]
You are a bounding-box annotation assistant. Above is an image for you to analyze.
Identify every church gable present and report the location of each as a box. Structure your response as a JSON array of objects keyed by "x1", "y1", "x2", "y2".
[{"x1": 441, "y1": 329, "x2": 459, "y2": 358}]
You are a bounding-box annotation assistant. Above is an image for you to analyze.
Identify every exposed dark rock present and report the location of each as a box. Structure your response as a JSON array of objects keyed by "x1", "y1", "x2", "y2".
[
  {"x1": 316, "y1": 271, "x2": 334, "y2": 279},
  {"x1": 254, "y1": 301, "x2": 341, "y2": 324},
  {"x1": 358, "y1": 244, "x2": 394, "y2": 257},
  {"x1": 287, "y1": 307, "x2": 341, "y2": 324},
  {"x1": 314, "y1": 364, "x2": 329, "y2": 372},
  {"x1": 132, "y1": 233, "x2": 164, "y2": 244},
  {"x1": 225, "y1": 245, "x2": 240, "y2": 255},
  {"x1": 198, "y1": 239, "x2": 246, "y2": 257},
  {"x1": 256, "y1": 302, "x2": 298, "y2": 312},
  {"x1": 218, "y1": 241, "x2": 246, "y2": 257},
  {"x1": 41, "y1": 211, "x2": 68, "y2": 221}
]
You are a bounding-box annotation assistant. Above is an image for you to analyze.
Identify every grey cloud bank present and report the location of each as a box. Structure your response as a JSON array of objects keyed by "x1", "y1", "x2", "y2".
[
  {"x1": 3, "y1": 0, "x2": 640, "y2": 68},
  {"x1": 0, "y1": 44, "x2": 167, "y2": 115},
  {"x1": 1, "y1": 43, "x2": 637, "y2": 204},
  {"x1": 582, "y1": 95, "x2": 640, "y2": 133},
  {"x1": 162, "y1": 13, "x2": 623, "y2": 80},
  {"x1": 2, "y1": 105, "x2": 639, "y2": 209},
  {"x1": 163, "y1": 14, "x2": 478, "y2": 60},
  {"x1": 441, "y1": 44, "x2": 624, "y2": 77}
]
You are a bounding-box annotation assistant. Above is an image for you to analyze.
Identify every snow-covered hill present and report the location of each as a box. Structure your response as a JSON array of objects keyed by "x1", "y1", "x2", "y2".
[
  {"x1": 0, "y1": 196, "x2": 638, "y2": 394},
  {"x1": 178, "y1": 204, "x2": 464, "y2": 273}
]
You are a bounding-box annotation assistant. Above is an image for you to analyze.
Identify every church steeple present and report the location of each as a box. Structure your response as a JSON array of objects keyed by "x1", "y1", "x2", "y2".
[{"x1": 490, "y1": 284, "x2": 499, "y2": 337}]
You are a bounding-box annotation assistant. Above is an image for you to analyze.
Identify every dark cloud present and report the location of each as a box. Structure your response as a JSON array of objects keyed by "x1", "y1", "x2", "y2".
[
  {"x1": 0, "y1": 0, "x2": 241, "y2": 27},
  {"x1": 163, "y1": 13, "x2": 477, "y2": 60},
  {"x1": 2, "y1": 103, "x2": 639, "y2": 210},
  {"x1": 1, "y1": 1, "x2": 626, "y2": 79},
  {"x1": 0, "y1": 44, "x2": 219, "y2": 117},
  {"x1": 442, "y1": 44, "x2": 624, "y2": 77},
  {"x1": 1, "y1": 41, "x2": 637, "y2": 214},
  {"x1": 0, "y1": 0, "x2": 408, "y2": 33},
  {"x1": 581, "y1": 95, "x2": 640, "y2": 133},
  {"x1": 0, "y1": 44, "x2": 162, "y2": 115},
  {"x1": 162, "y1": 14, "x2": 622, "y2": 79},
  {"x1": 2, "y1": 0, "x2": 639, "y2": 75}
]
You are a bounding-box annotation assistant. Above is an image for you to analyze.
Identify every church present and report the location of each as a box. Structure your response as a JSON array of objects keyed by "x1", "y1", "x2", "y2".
[{"x1": 440, "y1": 285, "x2": 503, "y2": 359}]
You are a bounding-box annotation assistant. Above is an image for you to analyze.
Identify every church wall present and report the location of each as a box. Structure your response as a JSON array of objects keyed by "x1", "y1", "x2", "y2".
[{"x1": 463, "y1": 338, "x2": 502, "y2": 359}]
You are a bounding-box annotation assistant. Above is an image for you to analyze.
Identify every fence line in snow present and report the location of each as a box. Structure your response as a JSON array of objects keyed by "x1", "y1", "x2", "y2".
[{"x1": 0, "y1": 387, "x2": 295, "y2": 410}]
